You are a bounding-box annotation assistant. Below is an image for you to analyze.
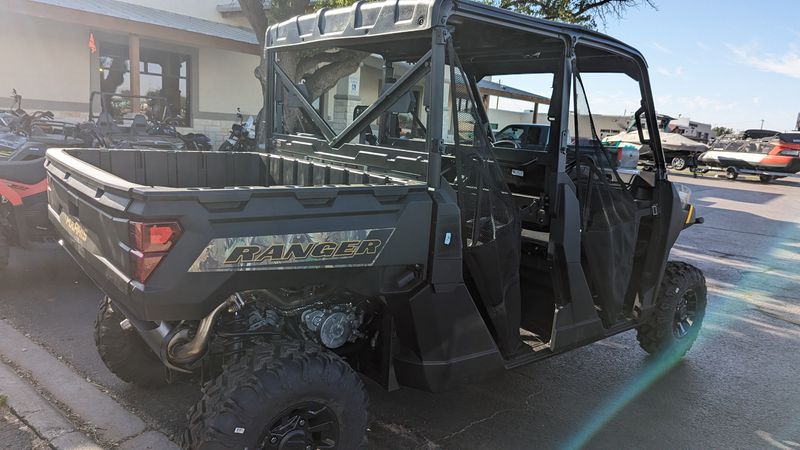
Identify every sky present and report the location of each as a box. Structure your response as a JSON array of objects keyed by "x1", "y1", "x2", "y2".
[{"x1": 496, "y1": 0, "x2": 800, "y2": 132}]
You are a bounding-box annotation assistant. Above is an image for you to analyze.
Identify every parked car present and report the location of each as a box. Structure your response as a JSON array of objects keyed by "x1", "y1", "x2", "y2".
[{"x1": 493, "y1": 123, "x2": 550, "y2": 149}]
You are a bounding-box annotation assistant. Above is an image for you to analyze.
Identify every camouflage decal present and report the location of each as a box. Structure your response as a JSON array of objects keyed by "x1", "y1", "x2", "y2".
[{"x1": 189, "y1": 228, "x2": 395, "y2": 272}]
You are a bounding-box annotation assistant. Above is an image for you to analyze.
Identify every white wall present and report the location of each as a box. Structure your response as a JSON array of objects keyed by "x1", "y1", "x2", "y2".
[
  {"x1": 487, "y1": 108, "x2": 535, "y2": 130},
  {"x1": 197, "y1": 47, "x2": 262, "y2": 115},
  {"x1": 0, "y1": 13, "x2": 90, "y2": 106}
]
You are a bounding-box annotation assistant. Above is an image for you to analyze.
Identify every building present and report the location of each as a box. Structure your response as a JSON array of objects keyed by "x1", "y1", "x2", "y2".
[
  {"x1": 0, "y1": 0, "x2": 262, "y2": 145},
  {"x1": 660, "y1": 115, "x2": 715, "y2": 143}
]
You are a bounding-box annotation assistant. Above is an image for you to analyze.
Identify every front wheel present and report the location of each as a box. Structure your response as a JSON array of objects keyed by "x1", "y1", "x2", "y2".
[
  {"x1": 725, "y1": 167, "x2": 738, "y2": 180},
  {"x1": 94, "y1": 297, "x2": 169, "y2": 387},
  {"x1": 637, "y1": 262, "x2": 707, "y2": 356},
  {"x1": 183, "y1": 340, "x2": 368, "y2": 450}
]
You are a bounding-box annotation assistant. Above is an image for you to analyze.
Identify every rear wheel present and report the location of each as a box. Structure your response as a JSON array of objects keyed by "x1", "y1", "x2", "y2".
[
  {"x1": 183, "y1": 340, "x2": 368, "y2": 450},
  {"x1": 94, "y1": 297, "x2": 169, "y2": 387},
  {"x1": 759, "y1": 174, "x2": 773, "y2": 183},
  {"x1": 637, "y1": 262, "x2": 707, "y2": 356},
  {"x1": 725, "y1": 167, "x2": 738, "y2": 180},
  {"x1": 671, "y1": 155, "x2": 687, "y2": 171}
]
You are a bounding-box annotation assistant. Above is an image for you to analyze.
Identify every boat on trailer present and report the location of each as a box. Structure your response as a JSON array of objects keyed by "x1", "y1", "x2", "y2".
[{"x1": 697, "y1": 132, "x2": 800, "y2": 182}]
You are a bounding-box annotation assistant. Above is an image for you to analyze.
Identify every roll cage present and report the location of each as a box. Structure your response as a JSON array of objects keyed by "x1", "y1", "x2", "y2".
[{"x1": 261, "y1": 0, "x2": 667, "y2": 183}]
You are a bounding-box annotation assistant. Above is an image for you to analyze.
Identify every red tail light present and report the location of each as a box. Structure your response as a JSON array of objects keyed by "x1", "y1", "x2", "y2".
[
  {"x1": 616, "y1": 148, "x2": 623, "y2": 161},
  {"x1": 129, "y1": 221, "x2": 182, "y2": 282}
]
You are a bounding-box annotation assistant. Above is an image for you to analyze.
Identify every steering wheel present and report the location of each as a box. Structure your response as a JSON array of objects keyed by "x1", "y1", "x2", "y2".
[{"x1": 494, "y1": 140, "x2": 521, "y2": 149}]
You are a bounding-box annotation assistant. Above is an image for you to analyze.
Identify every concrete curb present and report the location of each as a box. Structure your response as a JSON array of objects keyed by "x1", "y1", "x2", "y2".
[
  {"x1": 0, "y1": 319, "x2": 179, "y2": 449},
  {"x1": 0, "y1": 360, "x2": 101, "y2": 450}
]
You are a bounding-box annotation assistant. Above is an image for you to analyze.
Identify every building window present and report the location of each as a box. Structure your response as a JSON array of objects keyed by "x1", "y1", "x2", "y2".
[{"x1": 98, "y1": 42, "x2": 191, "y2": 126}]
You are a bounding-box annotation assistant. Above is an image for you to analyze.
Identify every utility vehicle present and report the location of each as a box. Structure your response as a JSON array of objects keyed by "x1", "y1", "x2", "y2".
[{"x1": 47, "y1": 0, "x2": 706, "y2": 447}]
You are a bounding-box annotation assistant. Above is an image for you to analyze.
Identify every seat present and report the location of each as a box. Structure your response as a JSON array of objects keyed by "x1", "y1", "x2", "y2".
[
  {"x1": 0, "y1": 158, "x2": 46, "y2": 185},
  {"x1": 130, "y1": 114, "x2": 149, "y2": 136}
]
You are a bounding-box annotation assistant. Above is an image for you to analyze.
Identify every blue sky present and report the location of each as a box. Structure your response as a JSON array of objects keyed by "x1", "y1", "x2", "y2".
[{"x1": 498, "y1": 0, "x2": 800, "y2": 131}]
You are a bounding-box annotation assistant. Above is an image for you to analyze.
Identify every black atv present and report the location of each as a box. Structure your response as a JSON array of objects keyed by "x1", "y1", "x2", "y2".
[
  {"x1": 89, "y1": 91, "x2": 211, "y2": 151},
  {"x1": 1, "y1": 89, "x2": 94, "y2": 161},
  {"x1": 47, "y1": 1, "x2": 707, "y2": 448}
]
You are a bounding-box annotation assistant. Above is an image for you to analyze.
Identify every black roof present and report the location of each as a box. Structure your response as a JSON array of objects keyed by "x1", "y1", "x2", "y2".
[{"x1": 266, "y1": 0, "x2": 646, "y2": 66}]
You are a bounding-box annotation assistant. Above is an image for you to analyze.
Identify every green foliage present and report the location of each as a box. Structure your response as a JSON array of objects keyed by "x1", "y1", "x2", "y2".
[
  {"x1": 712, "y1": 126, "x2": 734, "y2": 136},
  {"x1": 263, "y1": 0, "x2": 653, "y2": 28},
  {"x1": 484, "y1": 0, "x2": 655, "y2": 28}
]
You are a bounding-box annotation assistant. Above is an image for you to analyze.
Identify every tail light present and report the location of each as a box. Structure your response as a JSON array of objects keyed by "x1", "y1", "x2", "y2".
[
  {"x1": 129, "y1": 221, "x2": 182, "y2": 283},
  {"x1": 616, "y1": 148, "x2": 623, "y2": 161}
]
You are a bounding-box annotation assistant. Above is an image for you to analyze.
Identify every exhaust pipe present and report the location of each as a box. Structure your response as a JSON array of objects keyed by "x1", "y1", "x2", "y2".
[
  {"x1": 165, "y1": 297, "x2": 234, "y2": 365},
  {"x1": 132, "y1": 294, "x2": 243, "y2": 370}
]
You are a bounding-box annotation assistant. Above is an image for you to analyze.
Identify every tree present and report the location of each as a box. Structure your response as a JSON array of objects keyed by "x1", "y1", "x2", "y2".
[
  {"x1": 238, "y1": 0, "x2": 655, "y2": 123},
  {"x1": 493, "y1": 0, "x2": 656, "y2": 28},
  {"x1": 712, "y1": 126, "x2": 734, "y2": 137}
]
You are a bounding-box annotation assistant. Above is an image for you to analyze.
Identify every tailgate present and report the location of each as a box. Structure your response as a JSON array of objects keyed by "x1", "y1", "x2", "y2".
[{"x1": 46, "y1": 148, "x2": 136, "y2": 295}]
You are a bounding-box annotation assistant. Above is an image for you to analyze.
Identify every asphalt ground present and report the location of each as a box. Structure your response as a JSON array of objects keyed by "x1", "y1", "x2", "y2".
[{"x1": 0, "y1": 171, "x2": 798, "y2": 449}]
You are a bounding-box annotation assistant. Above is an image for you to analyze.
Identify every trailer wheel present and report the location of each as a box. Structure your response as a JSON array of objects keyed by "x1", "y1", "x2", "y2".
[
  {"x1": 759, "y1": 175, "x2": 773, "y2": 183},
  {"x1": 725, "y1": 167, "x2": 738, "y2": 180},
  {"x1": 671, "y1": 156, "x2": 687, "y2": 171},
  {"x1": 0, "y1": 232, "x2": 8, "y2": 270},
  {"x1": 94, "y1": 297, "x2": 169, "y2": 387},
  {"x1": 182, "y1": 340, "x2": 368, "y2": 450},
  {"x1": 637, "y1": 262, "x2": 707, "y2": 356}
]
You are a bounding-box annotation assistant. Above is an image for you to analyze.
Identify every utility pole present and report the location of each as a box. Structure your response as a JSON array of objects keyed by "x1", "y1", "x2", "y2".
[{"x1": 760, "y1": 119, "x2": 764, "y2": 130}]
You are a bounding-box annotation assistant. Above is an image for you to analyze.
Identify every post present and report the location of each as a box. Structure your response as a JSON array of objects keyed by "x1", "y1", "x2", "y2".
[
  {"x1": 129, "y1": 34, "x2": 141, "y2": 113},
  {"x1": 263, "y1": 48, "x2": 274, "y2": 150},
  {"x1": 533, "y1": 102, "x2": 539, "y2": 123},
  {"x1": 426, "y1": 26, "x2": 447, "y2": 189}
]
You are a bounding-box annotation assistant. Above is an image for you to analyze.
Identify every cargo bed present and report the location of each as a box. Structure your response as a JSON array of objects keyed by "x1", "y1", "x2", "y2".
[{"x1": 46, "y1": 148, "x2": 431, "y2": 321}]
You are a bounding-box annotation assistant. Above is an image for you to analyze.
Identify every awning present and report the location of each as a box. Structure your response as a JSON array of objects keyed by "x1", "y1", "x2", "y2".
[
  {"x1": 477, "y1": 79, "x2": 550, "y2": 105},
  {"x1": 2, "y1": 0, "x2": 260, "y2": 54}
]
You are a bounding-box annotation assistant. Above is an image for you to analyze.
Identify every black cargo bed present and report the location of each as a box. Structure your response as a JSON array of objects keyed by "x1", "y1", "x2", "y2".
[{"x1": 62, "y1": 148, "x2": 416, "y2": 190}]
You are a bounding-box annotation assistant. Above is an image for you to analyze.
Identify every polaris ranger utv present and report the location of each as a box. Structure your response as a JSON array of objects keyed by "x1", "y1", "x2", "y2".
[{"x1": 46, "y1": 0, "x2": 706, "y2": 447}]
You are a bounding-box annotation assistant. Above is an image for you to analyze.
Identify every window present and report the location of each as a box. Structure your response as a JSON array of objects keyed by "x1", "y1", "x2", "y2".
[{"x1": 98, "y1": 42, "x2": 191, "y2": 126}]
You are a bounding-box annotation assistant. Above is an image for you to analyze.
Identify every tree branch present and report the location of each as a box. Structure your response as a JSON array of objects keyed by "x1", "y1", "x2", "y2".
[
  {"x1": 238, "y1": 0, "x2": 269, "y2": 45},
  {"x1": 574, "y1": 0, "x2": 617, "y2": 16},
  {"x1": 303, "y1": 52, "x2": 365, "y2": 101},
  {"x1": 296, "y1": 51, "x2": 350, "y2": 79}
]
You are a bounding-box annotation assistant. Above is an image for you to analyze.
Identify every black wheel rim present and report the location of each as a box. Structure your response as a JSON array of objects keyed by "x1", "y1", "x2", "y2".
[
  {"x1": 673, "y1": 289, "x2": 698, "y2": 338},
  {"x1": 260, "y1": 402, "x2": 339, "y2": 450}
]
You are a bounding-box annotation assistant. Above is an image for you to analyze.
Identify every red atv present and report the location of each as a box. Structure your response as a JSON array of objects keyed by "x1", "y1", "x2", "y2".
[{"x1": 0, "y1": 159, "x2": 51, "y2": 269}]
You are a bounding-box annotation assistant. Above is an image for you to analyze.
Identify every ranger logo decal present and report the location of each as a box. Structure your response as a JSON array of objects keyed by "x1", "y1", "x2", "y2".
[{"x1": 189, "y1": 228, "x2": 394, "y2": 272}]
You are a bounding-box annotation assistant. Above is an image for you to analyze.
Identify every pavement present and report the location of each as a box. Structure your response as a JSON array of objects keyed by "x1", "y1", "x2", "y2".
[{"x1": 0, "y1": 171, "x2": 798, "y2": 449}]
